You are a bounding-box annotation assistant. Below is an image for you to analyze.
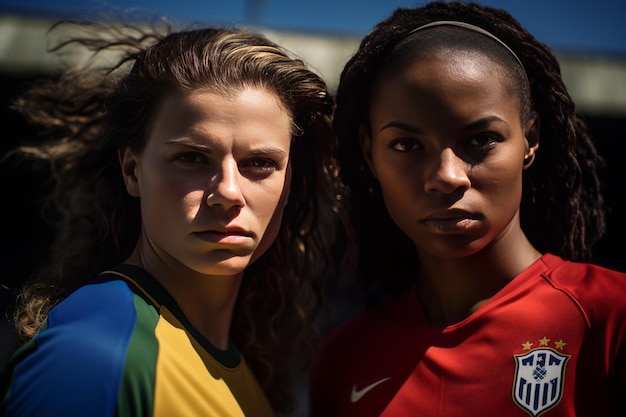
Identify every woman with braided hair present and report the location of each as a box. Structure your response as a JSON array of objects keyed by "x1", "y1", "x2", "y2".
[
  {"x1": 310, "y1": 2, "x2": 626, "y2": 416},
  {"x1": 0, "y1": 19, "x2": 346, "y2": 417}
]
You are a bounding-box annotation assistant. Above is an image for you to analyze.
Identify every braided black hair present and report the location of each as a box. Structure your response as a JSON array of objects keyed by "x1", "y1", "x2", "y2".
[{"x1": 335, "y1": 1, "x2": 605, "y2": 299}]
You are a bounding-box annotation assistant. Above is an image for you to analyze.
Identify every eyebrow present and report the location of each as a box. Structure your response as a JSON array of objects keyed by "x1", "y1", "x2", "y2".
[
  {"x1": 380, "y1": 121, "x2": 424, "y2": 134},
  {"x1": 164, "y1": 138, "x2": 288, "y2": 158},
  {"x1": 164, "y1": 138, "x2": 214, "y2": 152},
  {"x1": 248, "y1": 148, "x2": 288, "y2": 158},
  {"x1": 380, "y1": 116, "x2": 508, "y2": 133},
  {"x1": 461, "y1": 116, "x2": 509, "y2": 132}
]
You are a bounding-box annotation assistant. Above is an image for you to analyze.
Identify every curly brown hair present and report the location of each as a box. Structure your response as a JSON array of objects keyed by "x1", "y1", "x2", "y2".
[{"x1": 11, "y1": 19, "x2": 347, "y2": 414}]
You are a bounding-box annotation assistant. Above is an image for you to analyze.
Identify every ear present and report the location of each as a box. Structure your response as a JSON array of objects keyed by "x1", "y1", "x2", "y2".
[
  {"x1": 118, "y1": 147, "x2": 140, "y2": 197},
  {"x1": 358, "y1": 125, "x2": 377, "y2": 179},
  {"x1": 523, "y1": 113, "x2": 540, "y2": 169}
]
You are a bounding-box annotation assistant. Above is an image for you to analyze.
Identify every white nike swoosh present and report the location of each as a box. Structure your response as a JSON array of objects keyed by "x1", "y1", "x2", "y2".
[{"x1": 350, "y1": 377, "x2": 391, "y2": 403}]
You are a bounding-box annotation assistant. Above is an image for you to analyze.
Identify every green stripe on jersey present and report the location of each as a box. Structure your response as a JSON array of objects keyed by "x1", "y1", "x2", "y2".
[{"x1": 117, "y1": 293, "x2": 160, "y2": 417}]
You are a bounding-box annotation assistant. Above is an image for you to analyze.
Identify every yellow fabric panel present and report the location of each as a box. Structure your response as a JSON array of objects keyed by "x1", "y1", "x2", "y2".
[{"x1": 153, "y1": 307, "x2": 275, "y2": 417}]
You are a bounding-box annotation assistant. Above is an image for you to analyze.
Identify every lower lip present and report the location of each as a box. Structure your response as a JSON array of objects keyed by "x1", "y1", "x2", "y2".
[
  {"x1": 422, "y1": 217, "x2": 480, "y2": 233},
  {"x1": 194, "y1": 231, "x2": 251, "y2": 245}
]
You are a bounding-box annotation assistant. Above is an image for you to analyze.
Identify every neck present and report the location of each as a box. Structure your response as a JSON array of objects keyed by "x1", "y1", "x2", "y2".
[
  {"x1": 416, "y1": 228, "x2": 541, "y2": 327},
  {"x1": 124, "y1": 244, "x2": 243, "y2": 350}
]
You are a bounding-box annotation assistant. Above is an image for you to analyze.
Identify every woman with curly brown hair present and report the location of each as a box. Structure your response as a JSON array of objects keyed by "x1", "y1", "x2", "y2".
[
  {"x1": 310, "y1": 2, "x2": 626, "y2": 416},
  {"x1": 0, "y1": 19, "x2": 345, "y2": 417}
]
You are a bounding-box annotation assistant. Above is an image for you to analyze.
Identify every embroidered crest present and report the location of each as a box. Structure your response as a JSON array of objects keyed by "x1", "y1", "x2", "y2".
[{"x1": 513, "y1": 338, "x2": 570, "y2": 417}]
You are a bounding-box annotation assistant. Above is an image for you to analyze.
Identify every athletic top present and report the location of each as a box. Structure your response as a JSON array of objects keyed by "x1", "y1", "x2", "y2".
[
  {"x1": 310, "y1": 253, "x2": 626, "y2": 417},
  {"x1": 1, "y1": 264, "x2": 274, "y2": 417}
]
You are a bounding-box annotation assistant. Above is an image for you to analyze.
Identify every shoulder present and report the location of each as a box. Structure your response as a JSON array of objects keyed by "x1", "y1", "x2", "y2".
[
  {"x1": 44, "y1": 279, "x2": 141, "y2": 350},
  {"x1": 2, "y1": 279, "x2": 148, "y2": 417},
  {"x1": 540, "y1": 253, "x2": 626, "y2": 294},
  {"x1": 541, "y1": 252, "x2": 626, "y2": 277},
  {"x1": 540, "y1": 253, "x2": 626, "y2": 319}
]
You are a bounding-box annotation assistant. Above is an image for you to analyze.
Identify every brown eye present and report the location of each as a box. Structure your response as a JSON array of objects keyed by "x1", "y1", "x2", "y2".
[
  {"x1": 240, "y1": 158, "x2": 280, "y2": 179},
  {"x1": 174, "y1": 152, "x2": 209, "y2": 164},
  {"x1": 246, "y1": 158, "x2": 277, "y2": 170},
  {"x1": 390, "y1": 138, "x2": 422, "y2": 152},
  {"x1": 467, "y1": 133, "x2": 501, "y2": 149}
]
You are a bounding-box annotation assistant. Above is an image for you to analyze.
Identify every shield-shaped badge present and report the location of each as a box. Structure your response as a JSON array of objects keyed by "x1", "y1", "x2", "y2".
[{"x1": 513, "y1": 348, "x2": 570, "y2": 416}]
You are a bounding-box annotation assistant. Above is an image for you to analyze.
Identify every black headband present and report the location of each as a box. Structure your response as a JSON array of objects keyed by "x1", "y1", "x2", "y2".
[{"x1": 407, "y1": 20, "x2": 527, "y2": 78}]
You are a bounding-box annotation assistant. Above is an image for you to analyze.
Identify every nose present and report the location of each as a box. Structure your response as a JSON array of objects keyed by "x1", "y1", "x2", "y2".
[
  {"x1": 424, "y1": 147, "x2": 471, "y2": 194},
  {"x1": 206, "y1": 158, "x2": 245, "y2": 209}
]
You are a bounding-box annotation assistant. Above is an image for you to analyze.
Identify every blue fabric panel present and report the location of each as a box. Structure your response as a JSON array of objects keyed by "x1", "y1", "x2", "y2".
[{"x1": 4, "y1": 280, "x2": 137, "y2": 417}]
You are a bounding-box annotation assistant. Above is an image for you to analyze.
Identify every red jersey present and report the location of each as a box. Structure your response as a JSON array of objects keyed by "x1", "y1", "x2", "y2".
[{"x1": 310, "y1": 254, "x2": 626, "y2": 416}]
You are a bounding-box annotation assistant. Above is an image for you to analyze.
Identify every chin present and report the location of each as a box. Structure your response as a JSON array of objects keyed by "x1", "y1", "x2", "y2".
[
  {"x1": 418, "y1": 237, "x2": 487, "y2": 259},
  {"x1": 189, "y1": 255, "x2": 253, "y2": 277}
]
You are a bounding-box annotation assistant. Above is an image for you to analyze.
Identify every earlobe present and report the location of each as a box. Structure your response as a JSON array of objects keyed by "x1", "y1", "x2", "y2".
[
  {"x1": 358, "y1": 125, "x2": 377, "y2": 178},
  {"x1": 523, "y1": 114, "x2": 540, "y2": 169},
  {"x1": 118, "y1": 147, "x2": 140, "y2": 197}
]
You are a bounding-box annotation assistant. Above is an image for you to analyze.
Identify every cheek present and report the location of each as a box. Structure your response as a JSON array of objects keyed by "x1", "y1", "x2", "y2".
[
  {"x1": 372, "y1": 156, "x2": 418, "y2": 204},
  {"x1": 140, "y1": 170, "x2": 205, "y2": 225},
  {"x1": 260, "y1": 203, "x2": 283, "y2": 244},
  {"x1": 248, "y1": 178, "x2": 290, "y2": 263},
  {"x1": 257, "y1": 178, "x2": 289, "y2": 231},
  {"x1": 373, "y1": 166, "x2": 420, "y2": 234},
  {"x1": 477, "y1": 159, "x2": 524, "y2": 214},
  {"x1": 180, "y1": 189, "x2": 207, "y2": 219},
  {"x1": 379, "y1": 178, "x2": 409, "y2": 213}
]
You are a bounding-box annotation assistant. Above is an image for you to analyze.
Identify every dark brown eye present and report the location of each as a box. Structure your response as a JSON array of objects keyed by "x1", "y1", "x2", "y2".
[
  {"x1": 467, "y1": 133, "x2": 501, "y2": 149},
  {"x1": 390, "y1": 138, "x2": 422, "y2": 152},
  {"x1": 245, "y1": 158, "x2": 278, "y2": 171},
  {"x1": 175, "y1": 152, "x2": 208, "y2": 164}
]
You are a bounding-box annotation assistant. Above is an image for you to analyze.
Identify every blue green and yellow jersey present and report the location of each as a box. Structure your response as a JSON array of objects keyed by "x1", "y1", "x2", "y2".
[{"x1": 1, "y1": 264, "x2": 274, "y2": 417}]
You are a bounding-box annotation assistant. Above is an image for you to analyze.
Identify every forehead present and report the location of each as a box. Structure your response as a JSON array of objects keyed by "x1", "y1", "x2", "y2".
[
  {"x1": 370, "y1": 51, "x2": 522, "y2": 126},
  {"x1": 389, "y1": 25, "x2": 521, "y2": 72},
  {"x1": 146, "y1": 87, "x2": 293, "y2": 149},
  {"x1": 383, "y1": 42, "x2": 513, "y2": 85},
  {"x1": 376, "y1": 34, "x2": 526, "y2": 120},
  {"x1": 382, "y1": 25, "x2": 526, "y2": 101},
  {"x1": 376, "y1": 49, "x2": 512, "y2": 99}
]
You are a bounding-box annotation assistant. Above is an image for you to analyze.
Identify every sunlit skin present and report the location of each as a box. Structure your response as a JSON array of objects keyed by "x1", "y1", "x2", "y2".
[
  {"x1": 362, "y1": 49, "x2": 541, "y2": 325},
  {"x1": 119, "y1": 88, "x2": 292, "y2": 348}
]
